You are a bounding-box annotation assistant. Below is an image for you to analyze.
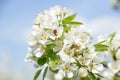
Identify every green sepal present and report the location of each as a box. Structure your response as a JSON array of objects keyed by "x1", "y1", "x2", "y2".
[{"x1": 49, "y1": 67, "x2": 59, "y2": 73}]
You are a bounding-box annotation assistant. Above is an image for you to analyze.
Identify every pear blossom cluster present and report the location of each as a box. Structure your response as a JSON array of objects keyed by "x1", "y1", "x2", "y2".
[
  {"x1": 96, "y1": 33, "x2": 120, "y2": 80},
  {"x1": 25, "y1": 6, "x2": 120, "y2": 80}
]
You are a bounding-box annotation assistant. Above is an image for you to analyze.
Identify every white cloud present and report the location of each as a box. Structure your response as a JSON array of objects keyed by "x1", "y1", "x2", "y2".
[{"x1": 86, "y1": 15, "x2": 120, "y2": 36}]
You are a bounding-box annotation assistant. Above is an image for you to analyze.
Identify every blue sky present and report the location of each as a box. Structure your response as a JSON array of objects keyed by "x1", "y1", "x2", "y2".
[{"x1": 0, "y1": 0, "x2": 120, "y2": 79}]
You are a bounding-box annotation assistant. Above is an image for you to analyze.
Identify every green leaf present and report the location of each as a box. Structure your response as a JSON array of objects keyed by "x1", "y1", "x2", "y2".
[
  {"x1": 113, "y1": 76, "x2": 120, "y2": 80},
  {"x1": 62, "y1": 13, "x2": 76, "y2": 24},
  {"x1": 46, "y1": 49, "x2": 59, "y2": 61},
  {"x1": 37, "y1": 56, "x2": 47, "y2": 66},
  {"x1": 46, "y1": 44, "x2": 55, "y2": 50},
  {"x1": 94, "y1": 43, "x2": 108, "y2": 52},
  {"x1": 34, "y1": 69, "x2": 42, "y2": 80},
  {"x1": 110, "y1": 46, "x2": 120, "y2": 61},
  {"x1": 62, "y1": 77, "x2": 73, "y2": 80},
  {"x1": 43, "y1": 66, "x2": 48, "y2": 80},
  {"x1": 34, "y1": 23, "x2": 40, "y2": 27},
  {"x1": 75, "y1": 59, "x2": 87, "y2": 68},
  {"x1": 49, "y1": 67, "x2": 59, "y2": 73},
  {"x1": 66, "y1": 21, "x2": 83, "y2": 25},
  {"x1": 64, "y1": 26, "x2": 71, "y2": 33},
  {"x1": 109, "y1": 32, "x2": 116, "y2": 44},
  {"x1": 111, "y1": 48, "x2": 116, "y2": 56},
  {"x1": 63, "y1": 24, "x2": 71, "y2": 33},
  {"x1": 101, "y1": 61, "x2": 108, "y2": 68},
  {"x1": 95, "y1": 73, "x2": 104, "y2": 78},
  {"x1": 88, "y1": 70, "x2": 96, "y2": 80},
  {"x1": 78, "y1": 47, "x2": 88, "y2": 55},
  {"x1": 62, "y1": 77, "x2": 68, "y2": 80},
  {"x1": 84, "y1": 32, "x2": 92, "y2": 38},
  {"x1": 75, "y1": 59, "x2": 81, "y2": 68},
  {"x1": 97, "y1": 40, "x2": 106, "y2": 44},
  {"x1": 81, "y1": 76, "x2": 90, "y2": 80}
]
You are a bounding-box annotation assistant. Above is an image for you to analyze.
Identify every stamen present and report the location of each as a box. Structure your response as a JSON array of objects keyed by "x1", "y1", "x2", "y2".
[{"x1": 53, "y1": 29, "x2": 57, "y2": 35}]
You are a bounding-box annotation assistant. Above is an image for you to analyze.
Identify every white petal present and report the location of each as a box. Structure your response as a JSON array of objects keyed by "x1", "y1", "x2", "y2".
[
  {"x1": 35, "y1": 48, "x2": 45, "y2": 57},
  {"x1": 108, "y1": 61, "x2": 120, "y2": 73},
  {"x1": 25, "y1": 53, "x2": 33, "y2": 62},
  {"x1": 28, "y1": 40, "x2": 37, "y2": 46},
  {"x1": 116, "y1": 49, "x2": 120, "y2": 59},
  {"x1": 46, "y1": 30, "x2": 55, "y2": 40},
  {"x1": 32, "y1": 25, "x2": 40, "y2": 31},
  {"x1": 67, "y1": 72, "x2": 73, "y2": 78},
  {"x1": 32, "y1": 31, "x2": 39, "y2": 36},
  {"x1": 103, "y1": 69, "x2": 114, "y2": 79},
  {"x1": 95, "y1": 64, "x2": 103, "y2": 71},
  {"x1": 79, "y1": 68, "x2": 88, "y2": 77},
  {"x1": 55, "y1": 70, "x2": 64, "y2": 80}
]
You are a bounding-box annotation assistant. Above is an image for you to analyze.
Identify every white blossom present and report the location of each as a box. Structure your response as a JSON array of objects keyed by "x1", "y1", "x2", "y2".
[
  {"x1": 79, "y1": 68, "x2": 88, "y2": 77},
  {"x1": 25, "y1": 5, "x2": 120, "y2": 80}
]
